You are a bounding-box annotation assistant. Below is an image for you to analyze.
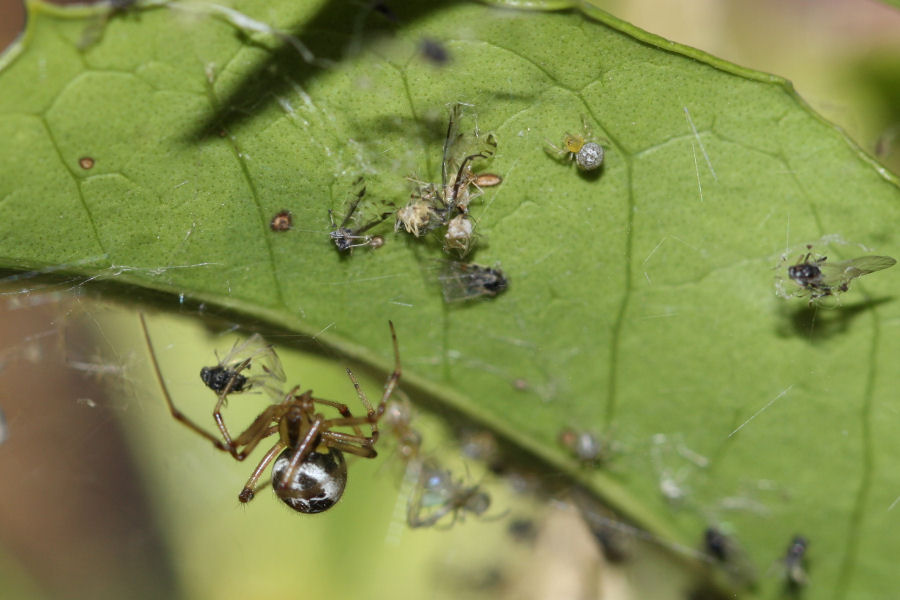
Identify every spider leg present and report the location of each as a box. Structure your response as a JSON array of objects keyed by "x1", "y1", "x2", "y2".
[
  {"x1": 229, "y1": 389, "x2": 298, "y2": 459},
  {"x1": 211, "y1": 356, "x2": 253, "y2": 452},
  {"x1": 140, "y1": 314, "x2": 231, "y2": 454},
  {"x1": 378, "y1": 321, "x2": 403, "y2": 420},
  {"x1": 306, "y1": 396, "x2": 364, "y2": 438},
  {"x1": 274, "y1": 415, "x2": 325, "y2": 495},
  {"x1": 543, "y1": 140, "x2": 571, "y2": 161},
  {"x1": 319, "y1": 431, "x2": 377, "y2": 458},
  {"x1": 238, "y1": 441, "x2": 286, "y2": 503}
]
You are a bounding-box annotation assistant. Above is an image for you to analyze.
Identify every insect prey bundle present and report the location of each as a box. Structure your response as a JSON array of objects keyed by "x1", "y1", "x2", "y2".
[
  {"x1": 395, "y1": 103, "x2": 502, "y2": 258},
  {"x1": 141, "y1": 315, "x2": 402, "y2": 515}
]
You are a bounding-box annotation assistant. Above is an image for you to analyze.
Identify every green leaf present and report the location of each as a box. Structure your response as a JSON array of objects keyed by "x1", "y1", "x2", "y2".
[{"x1": 2, "y1": 0, "x2": 899, "y2": 597}]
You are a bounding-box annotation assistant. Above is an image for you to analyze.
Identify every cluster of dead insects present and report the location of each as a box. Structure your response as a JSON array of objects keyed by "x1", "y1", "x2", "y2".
[
  {"x1": 325, "y1": 104, "x2": 509, "y2": 302},
  {"x1": 141, "y1": 315, "x2": 401, "y2": 514},
  {"x1": 394, "y1": 103, "x2": 502, "y2": 259}
]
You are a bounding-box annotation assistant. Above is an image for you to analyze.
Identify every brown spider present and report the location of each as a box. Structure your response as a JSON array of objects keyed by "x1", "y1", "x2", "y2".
[{"x1": 140, "y1": 315, "x2": 402, "y2": 514}]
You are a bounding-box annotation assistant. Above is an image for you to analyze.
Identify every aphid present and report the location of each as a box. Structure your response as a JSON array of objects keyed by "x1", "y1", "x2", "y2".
[
  {"x1": 140, "y1": 315, "x2": 402, "y2": 514},
  {"x1": 781, "y1": 535, "x2": 809, "y2": 589},
  {"x1": 270, "y1": 210, "x2": 292, "y2": 232},
  {"x1": 395, "y1": 196, "x2": 436, "y2": 237},
  {"x1": 407, "y1": 459, "x2": 492, "y2": 528},
  {"x1": 199, "y1": 333, "x2": 285, "y2": 400},
  {"x1": 438, "y1": 261, "x2": 508, "y2": 302},
  {"x1": 558, "y1": 428, "x2": 614, "y2": 467},
  {"x1": 329, "y1": 180, "x2": 390, "y2": 252},
  {"x1": 443, "y1": 214, "x2": 475, "y2": 257},
  {"x1": 546, "y1": 117, "x2": 605, "y2": 171},
  {"x1": 785, "y1": 246, "x2": 895, "y2": 302}
]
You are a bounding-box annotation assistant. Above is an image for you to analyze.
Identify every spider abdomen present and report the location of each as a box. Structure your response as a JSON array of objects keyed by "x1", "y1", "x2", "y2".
[{"x1": 272, "y1": 448, "x2": 347, "y2": 514}]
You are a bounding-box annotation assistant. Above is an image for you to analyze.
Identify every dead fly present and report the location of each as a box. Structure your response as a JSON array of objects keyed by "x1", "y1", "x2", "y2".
[
  {"x1": 329, "y1": 179, "x2": 391, "y2": 253},
  {"x1": 407, "y1": 459, "x2": 493, "y2": 528},
  {"x1": 200, "y1": 332, "x2": 286, "y2": 401},
  {"x1": 781, "y1": 245, "x2": 896, "y2": 303},
  {"x1": 438, "y1": 261, "x2": 508, "y2": 302},
  {"x1": 780, "y1": 535, "x2": 809, "y2": 589},
  {"x1": 546, "y1": 116, "x2": 605, "y2": 171}
]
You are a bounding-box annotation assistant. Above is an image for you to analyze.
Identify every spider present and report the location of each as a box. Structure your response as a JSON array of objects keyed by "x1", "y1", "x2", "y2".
[
  {"x1": 545, "y1": 116, "x2": 605, "y2": 171},
  {"x1": 329, "y1": 180, "x2": 390, "y2": 253},
  {"x1": 140, "y1": 315, "x2": 402, "y2": 514}
]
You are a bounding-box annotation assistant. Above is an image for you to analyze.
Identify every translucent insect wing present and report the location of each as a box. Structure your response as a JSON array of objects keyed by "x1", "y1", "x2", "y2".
[
  {"x1": 438, "y1": 262, "x2": 483, "y2": 302},
  {"x1": 216, "y1": 334, "x2": 286, "y2": 397},
  {"x1": 817, "y1": 255, "x2": 896, "y2": 287},
  {"x1": 441, "y1": 104, "x2": 464, "y2": 192}
]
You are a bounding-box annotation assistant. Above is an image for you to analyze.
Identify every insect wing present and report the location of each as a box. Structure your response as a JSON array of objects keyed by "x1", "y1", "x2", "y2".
[
  {"x1": 441, "y1": 103, "x2": 464, "y2": 192},
  {"x1": 216, "y1": 334, "x2": 286, "y2": 398},
  {"x1": 438, "y1": 262, "x2": 482, "y2": 302},
  {"x1": 817, "y1": 255, "x2": 896, "y2": 288}
]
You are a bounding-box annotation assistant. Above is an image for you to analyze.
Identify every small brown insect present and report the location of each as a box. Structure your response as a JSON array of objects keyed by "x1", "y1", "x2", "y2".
[
  {"x1": 473, "y1": 173, "x2": 502, "y2": 188},
  {"x1": 78, "y1": 157, "x2": 95, "y2": 170},
  {"x1": 270, "y1": 210, "x2": 293, "y2": 232}
]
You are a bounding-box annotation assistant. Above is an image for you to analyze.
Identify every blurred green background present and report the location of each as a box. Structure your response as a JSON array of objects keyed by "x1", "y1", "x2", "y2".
[{"x1": 0, "y1": 1, "x2": 899, "y2": 598}]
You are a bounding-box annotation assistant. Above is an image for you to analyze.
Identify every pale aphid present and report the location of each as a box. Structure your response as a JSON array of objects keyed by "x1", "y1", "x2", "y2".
[
  {"x1": 395, "y1": 196, "x2": 436, "y2": 237},
  {"x1": 443, "y1": 214, "x2": 475, "y2": 257}
]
